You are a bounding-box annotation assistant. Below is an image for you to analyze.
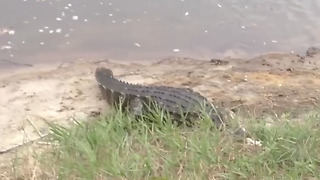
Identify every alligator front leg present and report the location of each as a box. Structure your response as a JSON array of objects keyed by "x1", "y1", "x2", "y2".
[{"x1": 128, "y1": 97, "x2": 144, "y2": 116}]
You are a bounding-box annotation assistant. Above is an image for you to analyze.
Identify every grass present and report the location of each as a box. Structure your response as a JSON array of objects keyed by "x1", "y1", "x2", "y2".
[{"x1": 4, "y1": 105, "x2": 320, "y2": 180}]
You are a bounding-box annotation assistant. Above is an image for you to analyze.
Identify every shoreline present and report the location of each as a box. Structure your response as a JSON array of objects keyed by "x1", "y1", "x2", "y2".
[{"x1": 1, "y1": 47, "x2": 320, "y2": 152}]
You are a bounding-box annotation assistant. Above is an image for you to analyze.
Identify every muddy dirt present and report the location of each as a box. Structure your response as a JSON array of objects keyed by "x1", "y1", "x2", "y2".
[{"x1": 1, "y1": 47, "x2": 320, "y2": 157}]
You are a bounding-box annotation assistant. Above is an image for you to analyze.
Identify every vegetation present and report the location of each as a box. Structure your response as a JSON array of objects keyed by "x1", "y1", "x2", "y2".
[{"x1": 5, "y1": 105, "x2": 320, "y2": 180}]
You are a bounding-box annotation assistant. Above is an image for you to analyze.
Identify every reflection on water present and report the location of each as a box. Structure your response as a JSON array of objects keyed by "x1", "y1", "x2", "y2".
[{"x1": 1, "y1": 0, "x2": 320, "y2": 66}]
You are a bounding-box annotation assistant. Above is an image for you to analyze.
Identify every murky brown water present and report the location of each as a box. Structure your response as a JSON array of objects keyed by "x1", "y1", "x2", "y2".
[{"x1": 1, "y1": 0, "x2": 320, "y2": 67}]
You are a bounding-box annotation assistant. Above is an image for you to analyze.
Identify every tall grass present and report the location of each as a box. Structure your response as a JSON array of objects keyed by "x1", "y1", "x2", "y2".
[{"x1": 6, "y1": 105, "x2": 320, "y2": 179}]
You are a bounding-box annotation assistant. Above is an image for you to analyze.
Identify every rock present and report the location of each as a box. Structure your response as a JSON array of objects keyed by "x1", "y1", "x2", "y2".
[
  {"x1": 210, "y1": 59, "x2": 228, "y2": 65},
  {"x1": 306, "y1": 47, "x2": 320, "y2": 57}
]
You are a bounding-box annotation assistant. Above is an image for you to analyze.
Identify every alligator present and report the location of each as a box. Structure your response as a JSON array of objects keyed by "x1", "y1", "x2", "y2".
[{"x1": 95, "y1": 67, "x2": 248, "y2": 138}]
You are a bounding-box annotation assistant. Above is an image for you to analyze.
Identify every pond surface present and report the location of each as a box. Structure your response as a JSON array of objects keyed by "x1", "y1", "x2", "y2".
[{"x1": 1, "y1": 0, "x2": 320, "y2": 66}]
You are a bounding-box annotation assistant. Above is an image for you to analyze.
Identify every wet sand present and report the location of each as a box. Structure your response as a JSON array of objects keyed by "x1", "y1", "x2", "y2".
[{"x1": 1, "y1": 47, "x2": 320, "y2": 153}]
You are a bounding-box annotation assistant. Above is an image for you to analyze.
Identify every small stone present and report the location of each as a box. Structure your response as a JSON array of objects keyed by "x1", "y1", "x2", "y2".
[
  {"x1": 210, "y1": 59, "x2": 228, "y2": 65},
  {"x1": 306, "y1": 47, "x2": 320, "y2": 57}
]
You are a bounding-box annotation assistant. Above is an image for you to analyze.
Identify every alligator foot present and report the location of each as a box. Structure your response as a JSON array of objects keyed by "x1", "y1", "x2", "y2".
[{"x1": 129, "y1": 97, "x2": 144, "y2": 116}]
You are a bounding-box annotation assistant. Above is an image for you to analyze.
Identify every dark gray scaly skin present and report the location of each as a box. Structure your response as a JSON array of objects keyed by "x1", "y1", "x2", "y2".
[{"x1": 95, "y1": 67, "x2": 247, "y2": 137}]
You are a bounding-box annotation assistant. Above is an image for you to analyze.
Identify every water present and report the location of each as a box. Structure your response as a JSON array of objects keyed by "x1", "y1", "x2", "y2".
[{"x1": 1, "y1": 0, "x2": 320, "y2": 66}]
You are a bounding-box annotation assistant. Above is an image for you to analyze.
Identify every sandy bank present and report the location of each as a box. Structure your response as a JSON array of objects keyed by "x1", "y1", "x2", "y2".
[{"x1": 1, "y1": 47, "x2": 320, "y2": 153}]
